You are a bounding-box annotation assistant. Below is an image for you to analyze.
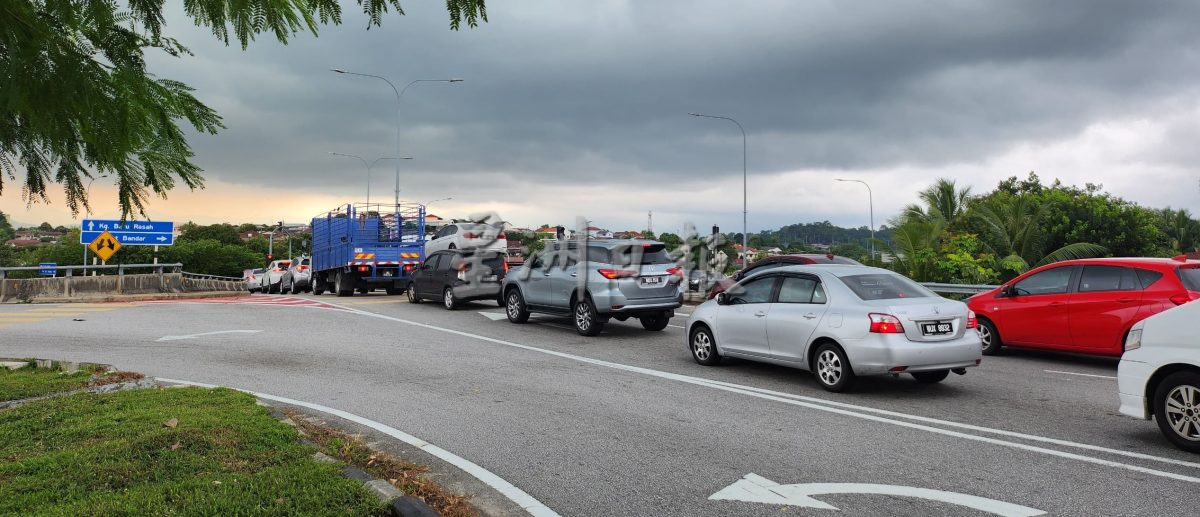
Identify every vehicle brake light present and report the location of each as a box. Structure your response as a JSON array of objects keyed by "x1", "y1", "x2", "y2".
[
  {"x1": 463, "y1": 232, "x2": 479, "y2": 239},
  {"x1": 598, "y1": 269, "x2": 638, "y2": 279},
  {"x1": 273, "y1": 268, "x2": 283, "y2": 272},
  {"x1": 666, "y1": 267, "x2": 682, "y2": 277},
  {"x1": 404, "y1": 264, "x2": 414, "y2": 272},
  {"x1": 1169, "y1": 291, "x2": 1200, "y2": 305},
  {"x1": 357, "y1": 265, "x2": 370, "y2": 273},
  {"x1": 298, "y1": 266, "x2": 308, "y2": 272},
  {"x1": 869, "y1": 313, "x2": 905, "y2": 333},
  {"x1": 966, "y1": 310, "x2": 977, "y2": 329}
]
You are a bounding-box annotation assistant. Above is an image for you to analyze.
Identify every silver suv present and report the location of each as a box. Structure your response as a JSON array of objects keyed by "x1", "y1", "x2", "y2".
[{"x1": 502, "y1": 240, "x2": 684, "y2": 336}]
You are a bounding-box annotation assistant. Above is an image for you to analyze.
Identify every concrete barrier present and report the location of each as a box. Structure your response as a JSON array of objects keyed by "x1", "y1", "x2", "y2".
[{"x1": 0, "y1": 273, "x2": 245, "y2": 303}]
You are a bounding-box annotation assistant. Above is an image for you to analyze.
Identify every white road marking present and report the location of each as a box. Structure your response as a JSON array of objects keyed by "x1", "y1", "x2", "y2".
[
  {"x1": 674, "y1": 312, "x2": 691, "y2": 317},
  {"x1": 1045, "y1": 370, "x2": 1117, "y2": 380},
  {"x1": 155, "y1": 330, "x2": 263, "y2": 342},
  {"x1": 479, "y1": 311, "x2": 508, "y2": 321},
  {"x1": 667, "y1": 324, "x2": 686, "y2": 329},
  {"x1": 323, "y1": 301, "x2": 1200, "y2": 484},
  {"x1": 156, "y1": 378, "x2": 560, "y2": 517},
  {"x1": 710, "y1": 474, "x2": 1045, "y2": 516}
]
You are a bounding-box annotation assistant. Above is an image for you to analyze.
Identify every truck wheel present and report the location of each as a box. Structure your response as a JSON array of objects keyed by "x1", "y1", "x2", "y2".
[
  {"x1": 312, "y1": 276, "x2": 326, "y2": 296},
  {"x1": 358, "y1": 287, "x2": 370, "y2": 295},
  {"x1": 335, "y1": 272, "x2": 354, "y2": 297}
]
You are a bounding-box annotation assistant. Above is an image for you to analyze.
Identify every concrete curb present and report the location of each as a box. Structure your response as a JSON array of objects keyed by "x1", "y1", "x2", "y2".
[
  {"x1": 262, "y1": 405, "x2": 442, "y2": 517},
  {"x1": 23, "y1": 291, "x2": 247, "y2": 304}
]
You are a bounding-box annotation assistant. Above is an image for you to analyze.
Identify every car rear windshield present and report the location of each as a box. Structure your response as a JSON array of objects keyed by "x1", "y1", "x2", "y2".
[
  {"x1": 839, "y1": 273, "x2": 936, "y2": 300},
  {"x1": 1177, "y1": 266, "x2": 1200, "y2": 291},
  {"x1": 589, "y1": 244, "x2": 672, "y2": 266}
]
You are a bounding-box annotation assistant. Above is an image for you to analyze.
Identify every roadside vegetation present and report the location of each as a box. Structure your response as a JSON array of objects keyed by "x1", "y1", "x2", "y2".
[
  {"x1": 0, "y1": 386, "x2": 386, "y2": 516},
  {"x1": 0, "y1": 361, "x2": 143, "y2": 402}
]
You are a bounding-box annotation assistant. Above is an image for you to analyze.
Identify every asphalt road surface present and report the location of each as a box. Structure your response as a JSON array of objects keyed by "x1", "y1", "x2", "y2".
[{"x1": 2, "y1": 293, "x2": 1196, "y2": 516}]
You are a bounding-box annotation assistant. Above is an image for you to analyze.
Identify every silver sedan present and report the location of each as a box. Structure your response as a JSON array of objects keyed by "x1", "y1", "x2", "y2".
[{"x1": 685, "y1": 264, "x2": 982, "y2": 392}]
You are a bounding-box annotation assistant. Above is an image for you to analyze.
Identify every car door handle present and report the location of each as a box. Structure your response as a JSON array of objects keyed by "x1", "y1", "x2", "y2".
[
  {"x1": 570, "y1": 272, "x2": 578, "y2": 277},
  {"x1": 754, "y1": 311, "x2": 767, "y2": 317},
  {"x1": 803, "y1": 313, "x2": 817, "y2": 319},
  {"x1": 1049, "y1": 302, "x2": 1065, "y2": 307}
]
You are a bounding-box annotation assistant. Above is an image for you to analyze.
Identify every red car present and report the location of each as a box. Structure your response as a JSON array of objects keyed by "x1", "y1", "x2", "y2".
[
  {"x1": 968, "y1": 257, "x2": 1200, "y2": 357},
  {"x1": 707, "y1": 253, "x2": 863, "y2": 300}
]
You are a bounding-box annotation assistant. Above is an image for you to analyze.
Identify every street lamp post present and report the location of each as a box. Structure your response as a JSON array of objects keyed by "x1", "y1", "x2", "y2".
[
  {"x1": 422, "y1": 197, "x2": 452, "y2": 207},
  {"x1": 330, "y1": 69, "x2": 462, "y2": 206},
  {"x1": 835, "y1": 178, "x2": 875, "y2": 263},
  {"x1": 689, "y1": 113, "x2": 748, "y2": 268},
  {"x1": 82, "y1": 174, "x2": 109, "y2": 272},
  {"x1": 328, "y1": 152, "x2": 408, "y2": 205}
]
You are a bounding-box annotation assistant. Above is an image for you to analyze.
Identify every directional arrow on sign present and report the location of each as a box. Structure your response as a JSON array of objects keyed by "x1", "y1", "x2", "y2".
[
  {"x1": 710, "y1": 474, "x2": 1045, "y2": 517},
  {"x1": 156, "y1": 330, "x2": 263, "y2": 342}
]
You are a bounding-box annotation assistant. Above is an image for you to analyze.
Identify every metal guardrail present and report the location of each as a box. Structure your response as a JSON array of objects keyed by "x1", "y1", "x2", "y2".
[
  {"x1": 0, "y1": 263, "x2": 183, "y2": 279},
  {"x1": 181, "y1": 271, "x2": 243, "y2": 282},
  {"x1": 920, "y1": 282, "x2": 998, "y2": 295}
]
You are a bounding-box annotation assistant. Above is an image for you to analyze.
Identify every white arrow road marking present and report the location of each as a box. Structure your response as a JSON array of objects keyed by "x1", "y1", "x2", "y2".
[
  {"x1": 479, "y1": 311, "x2": 508, "y2": 321},
  {"x1": 156, "y1": 330, "x2": 263, "y2": 342},
  {"x1": 711, "y1": 474, "x2": 1046, "y2": 517}
]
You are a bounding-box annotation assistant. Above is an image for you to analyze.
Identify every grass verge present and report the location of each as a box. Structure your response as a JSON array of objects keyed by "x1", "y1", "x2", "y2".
[
  {"x1": 0, "y1": 361, "x2": 144, "y2": 402},
  {"x1": 0, "y1": 386, "x2": 386, "y2": 516},
  {"x1": 289, "y1": 411, "x2": 477, "y2": 517}
]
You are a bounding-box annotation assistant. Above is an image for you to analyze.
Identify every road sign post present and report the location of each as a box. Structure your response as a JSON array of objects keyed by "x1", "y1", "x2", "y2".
[{"x1": 81, "y1": 219, "x2": 175, "y2": 247}]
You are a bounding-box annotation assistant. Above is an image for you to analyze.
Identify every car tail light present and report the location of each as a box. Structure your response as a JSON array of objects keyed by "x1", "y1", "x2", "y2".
[
  {"x1": 298, "y1": 265, "x2": 308, "y2": 272},
  {"x1": 666, "y1": 267, "x2": 682, "y2": 277},
  {"x1": 463, "y1": 232, "x2": 479, "y2": 239},
  {"x1": 869, "y1": 313, "x2": 905, "y2": 333},
  {"x1": 1125, "y1": 328, "x2": 1143, "y2": 351},
  {"x1": 966, "y1": 310, "x2": 977, "y2": 329},
  {"x1": 889, "y1": 366, "x2": 908, "y2": 373},
  {"x1": 598, "y1": 269, "x2": 638, "y2": 279},
  {"x1": 503, "y1": 261, "x2": 510, "y2": 273},
  {"x1": 1169, "y1": 291, "x2": 1200, "y2": 305},
  {"x1": 404, "y1": 264, "x2": 414, "y2": 272},
  {"x1": 357, "y1": 265, "x2": 370, "y2": 273},
  {"x1": 273, "y1": 268, "x2": 283, "y2": 272}
]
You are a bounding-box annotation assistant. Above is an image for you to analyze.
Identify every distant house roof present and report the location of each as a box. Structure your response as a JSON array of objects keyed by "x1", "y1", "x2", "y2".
[
  {"x1": 5, "y1": 239, "x2": 42, "y2": 247},
  {"x1": 239, "y1": 231, "x2": 259, "y2": 240},
  {"x1": 587, "y1": 226, "x2": 603, "y2": 231}
]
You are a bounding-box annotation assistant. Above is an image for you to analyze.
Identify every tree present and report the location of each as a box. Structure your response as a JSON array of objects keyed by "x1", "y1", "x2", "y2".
[
  {"x1": 970, "y1": 193, "x2": 1105, "y2": 279},
  {"x1": 0, "y1": 211, "x2": 13, "y2": 242},
  {"x1": 902, "y1": 178, "x2": 973, "y2": 227},
  {"x1": 37, "y1": 222, "x2": 53, "y2": 232},
  {"x1": 0, "y1": 0, "x2": 487, "y2": 218},
  {"x1": 179, "y1": 223, "x2": 241, "y2": 246}
]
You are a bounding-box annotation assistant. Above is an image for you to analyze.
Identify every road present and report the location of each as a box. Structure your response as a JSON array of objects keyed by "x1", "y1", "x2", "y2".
[{"x1": 1, "y1": 293, "x2": 1195, "y2": 516}]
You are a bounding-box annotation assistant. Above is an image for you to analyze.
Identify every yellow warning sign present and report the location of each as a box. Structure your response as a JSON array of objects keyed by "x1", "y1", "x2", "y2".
[{"x1": 88, "y1": 230, "x2": 121, "y2": 262}]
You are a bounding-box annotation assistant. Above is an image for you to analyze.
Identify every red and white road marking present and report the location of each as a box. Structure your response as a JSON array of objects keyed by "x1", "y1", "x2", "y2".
[{"x1": 140, "y1": 295, "x2": 349, "y2": 311}]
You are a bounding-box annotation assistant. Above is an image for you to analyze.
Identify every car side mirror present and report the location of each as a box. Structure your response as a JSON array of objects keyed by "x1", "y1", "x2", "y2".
[
  {"x1": 715, "y1": 292, "x2": 729, "y2": 305},
  {"x1": 1000, "y1": 285, "x2": 1015, "y2": 297}
]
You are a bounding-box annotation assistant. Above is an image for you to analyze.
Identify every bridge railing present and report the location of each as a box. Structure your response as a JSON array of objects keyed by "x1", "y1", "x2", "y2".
[
  {"x1": 919, "y1": 282, "x2": 998, "y2": 295},
  {"x1": 0, "y1": 263, "x2": 183, "y2": 279},
  {"x1": 181, "y1": 271, "x2": 244, "y2": 282}
]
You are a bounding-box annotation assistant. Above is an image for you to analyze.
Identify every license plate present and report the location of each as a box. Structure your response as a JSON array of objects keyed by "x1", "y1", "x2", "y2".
[
  {"x1": 483, "y1": 275, "x2": 498, "y2": 282},
  {"x1": 382, "y1": 270, "x2": 394, "y2": 277},
  {"x1": 921, "y1": 322, "x2": 953, "y2": 336},
  {"x1": 641, "y1": 276, "x2": 662, "y2": 285}
]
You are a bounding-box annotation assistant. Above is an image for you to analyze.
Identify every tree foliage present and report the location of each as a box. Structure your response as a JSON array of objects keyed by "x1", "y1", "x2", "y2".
[{"x1": 0, "y1": 0, "x2": 487, "y2": 218}]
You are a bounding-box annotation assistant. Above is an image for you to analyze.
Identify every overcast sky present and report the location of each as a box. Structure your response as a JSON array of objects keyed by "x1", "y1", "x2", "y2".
[{"x1": 6, "y1": 0, "x2": 1200, "y2": 235}]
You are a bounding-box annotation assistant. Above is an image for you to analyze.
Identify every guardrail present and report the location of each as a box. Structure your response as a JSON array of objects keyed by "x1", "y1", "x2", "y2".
[
  {"x1": 919, "y1": 282, "x2": 998, "y2": 295},
  {"x1": 181, "y1": 271, "x2": 243, "y2": 282},
  {"x1": 0, "y1": 263, "x2": 183, "y2": 279}
]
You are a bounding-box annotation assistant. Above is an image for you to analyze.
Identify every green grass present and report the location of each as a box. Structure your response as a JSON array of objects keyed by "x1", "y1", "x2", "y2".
[
  {"x1": 0, "y1": 362, "x2": 100, "y2": 402},
  {"x1": 0, "y1": 387, "x2": 387, "y2": 516}
]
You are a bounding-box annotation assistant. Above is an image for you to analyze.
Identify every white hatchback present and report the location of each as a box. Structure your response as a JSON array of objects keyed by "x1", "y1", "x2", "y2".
[
  {"x1": 425, "y1": 222, "x2": 507, "y2": 255},
  {"x1": 685, "y1": 265, "x2": 982, "y2": 392},
  {"x1": 1118, "y1": 301, "x2": 1200, "y2": 453}
]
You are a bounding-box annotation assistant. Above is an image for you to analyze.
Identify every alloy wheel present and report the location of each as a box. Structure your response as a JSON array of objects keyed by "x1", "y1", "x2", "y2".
[
  {"x1": 1165, "y1": 385, "x2": 1200, "y2": 442},
  {"x1": 693, "y1": 332, "x2": 712, "y2": 361},
  {"x1": 575, "y1": 302, "x2": 592, "y2": 332},
  {"x1": 816, "y1": 350, "x2": 842, "y2": 386},
  {"x1": 507, "y1": 293, "x2": 520, "y2": 319},
  {"x1": 444, "y1": 288, "x2": 455, "y2": 309},
  {"x1": 977, "y1": 325, "x2": 992, "y2": 351}
]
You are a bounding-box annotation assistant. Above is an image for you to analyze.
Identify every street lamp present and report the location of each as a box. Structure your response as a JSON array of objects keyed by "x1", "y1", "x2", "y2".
[
  {"x1": 835, "y1": 178, "x2": 875, "y2": 263},
  {"x1": 82, "y1": 174, "x2": 109, "y2": 270},
  {"x1": 422, "y1": 197, "x2": 452, "y2": 206},
  {"x1": 328, "y1": 152, "x2": 410, "y2": 205},
  {"x1": 330, "y1": 69, "x2": 462, "y2": 206},
  {"x1": 689, "y1": 112, "x2": 748, "y2": 268}
]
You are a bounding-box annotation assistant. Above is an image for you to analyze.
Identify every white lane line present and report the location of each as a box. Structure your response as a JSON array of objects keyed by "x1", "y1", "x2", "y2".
[
  {"x1": 1045, "y1": 370, "x2": 1117, "y2": 380},
  {"x1": 324, "y1": 301, "x2": 1200, "y2": 484},
  {"x1": 667, "y1": 324, "x2": 686, "y2": 329},
  {"x1": 674, "y1": 312, "x2": 691, "y2": 317},
  {"x1": 156, "y1": 378, "x2": 560, "y2": 517}
]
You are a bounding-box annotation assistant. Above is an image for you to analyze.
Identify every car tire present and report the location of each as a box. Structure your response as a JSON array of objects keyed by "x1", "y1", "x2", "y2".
[
  {"x1": 281, "y1": 278, "x2": 292, "y2": 295},
  {"x1": 505, "y1": 288, "x2": 530, "y2": 323},
  {"x1": 334, "y1": 272, "x2": 354, "y2": 297},
  {"x1": 573, "y1": 296, "x2": 604, "y2": 336},
  {"x1": 385, "y1": 287, "x2": 404, "y2": 296},
  {"x1": 1153, "y1": 371, "x2": 1200, "y2": 453},
  {"x1": 640, "y1": 313, "x2": 670, "y2": 331},
  {"x1": 911, "y1": 370, "x2": 950, "y2": 384},
  {"x1": 978, "y1": 319, "x2": 1002, "y2": 356},
  {"x1": 406, "y1": 283, "x2": 421, "y2": 303},
  {"x1": 689, "y1": 325, "x2": 721, "y2": 366},
  {"x1": 313, "y1": 277, "x2": 326, "y2": 296},
  {"x1": 358, "y1": 287, "x2": 370, "y2": 295},
  {"x1": 443, "y1": 287, "x2": 458, "y2": 310},
  {"x1": 812, "y1": 342, "x2": 855, "y2": 393}
]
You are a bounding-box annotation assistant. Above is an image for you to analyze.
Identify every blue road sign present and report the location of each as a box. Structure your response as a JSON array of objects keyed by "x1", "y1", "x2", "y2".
[
  {"x1": 80, "y1": 219, "x2": 175, "y2": 246},
  {"x1": 39, "y1": 263, "x2": 56, "y2": 276}
]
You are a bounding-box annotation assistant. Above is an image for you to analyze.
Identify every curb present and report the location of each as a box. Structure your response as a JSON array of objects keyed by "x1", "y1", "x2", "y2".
[
  {"x1": 263, "y1": 405, "x2": 441, "y2": 517},
  {"x1": 22, "y1": 291, "x2": 247, "y2": 304}
]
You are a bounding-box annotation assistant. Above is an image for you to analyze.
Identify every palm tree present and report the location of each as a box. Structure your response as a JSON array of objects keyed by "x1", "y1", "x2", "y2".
[
  {"x1": 972, "y1": 196, "x2": 1105, "y2": 275},
  {"x1": 902, "y1": 178, "x2": 973, "y2": 226},
  {"x1": 882, "y1": 218, "x2": 946, "y2": 281}
]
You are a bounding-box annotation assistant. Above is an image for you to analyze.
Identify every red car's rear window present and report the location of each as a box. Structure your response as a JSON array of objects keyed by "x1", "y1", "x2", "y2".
[{"x1": 1177, "y1": 266, "x2": 1200, "y2": 291}]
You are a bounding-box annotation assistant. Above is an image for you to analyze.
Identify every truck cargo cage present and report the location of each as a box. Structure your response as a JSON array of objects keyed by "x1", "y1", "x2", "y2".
[{"x1": 311, "y1": 203, "x2": 427, "y2": 267}]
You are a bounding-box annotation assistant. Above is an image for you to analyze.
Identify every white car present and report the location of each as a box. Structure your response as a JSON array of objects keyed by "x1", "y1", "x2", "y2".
[
  {"x1": 685, "y1": 264, "x2": 983, "y2": 392},
  {"x1": 425, "y1": 222, "x2": 507, "y2": 255},
  {"x1": 1118, "y1": 302, "x2": 1200, "y2": 453}
]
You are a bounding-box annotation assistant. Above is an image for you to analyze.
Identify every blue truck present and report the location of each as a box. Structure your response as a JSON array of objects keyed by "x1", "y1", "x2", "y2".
[{"x1": 310, "y1": 203, "x2": 426, "y2": 296}]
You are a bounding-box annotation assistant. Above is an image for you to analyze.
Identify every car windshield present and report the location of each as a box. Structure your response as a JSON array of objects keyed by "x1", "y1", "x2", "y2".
[
  {"x1": 839, "y1": 273, "x2": 936, "y2": 300},
  {"x1": 1178, "y1": 266, "x2": 1200, "y2": 290}
]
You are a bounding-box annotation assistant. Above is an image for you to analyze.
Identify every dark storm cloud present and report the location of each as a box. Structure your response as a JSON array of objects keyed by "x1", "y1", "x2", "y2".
[{"x1": 151, "y1": 1, "x2": 1200, "y2": 193}]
